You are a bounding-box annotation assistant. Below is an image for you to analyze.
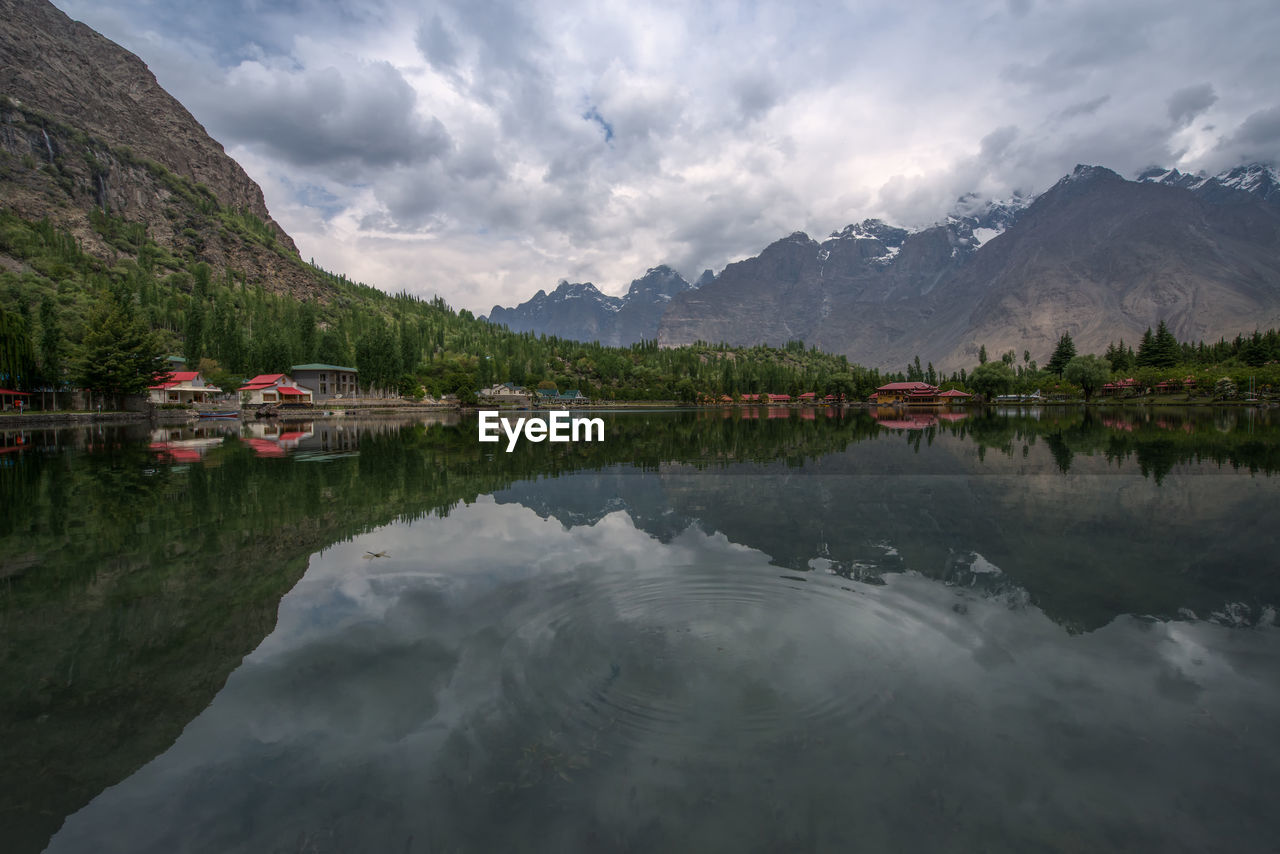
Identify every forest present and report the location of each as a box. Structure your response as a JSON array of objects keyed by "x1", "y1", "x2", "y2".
[
  {"x1": 0, "y1": 209, "x2": 882, "y2": 403},
  {"x1": 1, "y1": 205, "x2": 1276, "y2": 406}
]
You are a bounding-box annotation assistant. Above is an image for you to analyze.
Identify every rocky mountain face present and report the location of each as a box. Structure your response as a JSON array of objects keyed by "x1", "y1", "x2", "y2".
[
  {"x1": 0, "y1": 0, "x2": 324, "y2": 299},
  {"x1": 658, "y1": 164, "x2": 1280, "y2": 372},
  {"x1": 487, "y1": 265, "x2": 695, "y2": 345},
  {"x1": 490, "y1": 160, "x2": 1280, "y2": 372},
  {"x1": 657, "y1": 207, "x2": 1013, "y2": 367},
  {"x1": 487, "y1": 281, "x2": 623, "y2": 342}
]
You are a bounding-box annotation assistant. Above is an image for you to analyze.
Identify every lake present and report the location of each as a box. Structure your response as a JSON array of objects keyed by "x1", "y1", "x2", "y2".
[{"x1": 3, "y1": 407, "x2": 1279, "y2": 853}]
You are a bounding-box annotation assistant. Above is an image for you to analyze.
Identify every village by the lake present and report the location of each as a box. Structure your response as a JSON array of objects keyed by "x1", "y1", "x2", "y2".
[{"x1": 4, "y1": 0, "x2": 1280, "y2": 852}]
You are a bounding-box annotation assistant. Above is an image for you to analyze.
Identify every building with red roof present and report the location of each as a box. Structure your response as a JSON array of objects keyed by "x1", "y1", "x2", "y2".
[
  {"x1": 147, "y1": 371, "x2": 222, "y2": 405},
  {"x1": 1100, "y1": 377, "x2": 1140, "y2": 397},
  {"x1": 875, "y1": 381, "x2": 941, "y2": 406},
  {"x1": 237, "y1": 374, "x2": 314, "y2": 405},
  {"x1": 1, "y1": 388, "x2": 32, "y2": 411}
]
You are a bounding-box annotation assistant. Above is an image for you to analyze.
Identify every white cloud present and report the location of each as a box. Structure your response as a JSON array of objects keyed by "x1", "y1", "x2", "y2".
[{"x1": 51, "y1": 0, "x2": 1280, "y2": 313}]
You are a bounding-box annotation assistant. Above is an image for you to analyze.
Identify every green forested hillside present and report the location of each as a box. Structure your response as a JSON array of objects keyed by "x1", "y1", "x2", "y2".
[{"x1": 0, "y1": 206, "x2": 886, "y2": 401}]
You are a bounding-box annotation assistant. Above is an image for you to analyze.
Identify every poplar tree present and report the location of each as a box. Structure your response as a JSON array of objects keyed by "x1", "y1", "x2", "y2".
[
  {"x1": 0, "y1": 303, "x2": 36, "y2": 389},
  {"x1": 39, "y1": 297, "x2": 63, "y2": 387}
]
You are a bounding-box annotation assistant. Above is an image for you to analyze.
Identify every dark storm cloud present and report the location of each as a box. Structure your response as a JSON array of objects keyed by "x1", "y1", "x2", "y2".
[
  {"x1": 994, "y1": 0, "x2": 1183, "y2": 96},
  {"x1": 1213, "y1": 105, "x2": 1280, "y2": 166},
  {"x1": 1000, "y1": 27, "x2": 1147, "y2": 93},
  {"x1": 58, "y1": 0, "x2": 399, "y2": 63},
  {"x1": 1167, "y1": 84, "x2": 1217, "y2": 128},
  {"x1": 731, "y1": 73, "x2": 780, "y2": 123},
  {"x1": 664, "y1": 183, "x2": 804, "y2": 275},
  {"x1": 200, "y1": 60, "x2": 452, "y2": 170},
  {"x1": 979, "y1": 126, "x2": 1019, "y2": 161},
  {"x1": 416, "y1": 14, "x2": 460, "y2": 71},
  {"x1": 1057, "y1": 95, "x2": 1110, "y2": 121},
  {"x1": 1226, "y1": 106, "x2": 1280, "y2": 149}
]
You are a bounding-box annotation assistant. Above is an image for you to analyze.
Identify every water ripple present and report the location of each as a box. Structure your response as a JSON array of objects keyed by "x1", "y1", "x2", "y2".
[{"x1": 497, "y1": 564, "x2": 947, "y2": 759}]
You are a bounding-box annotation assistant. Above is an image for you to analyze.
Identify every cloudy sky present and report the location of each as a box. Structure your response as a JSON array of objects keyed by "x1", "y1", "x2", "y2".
[{"x1": 52, "y1": 0, "x2": 1280, "y2": 313}]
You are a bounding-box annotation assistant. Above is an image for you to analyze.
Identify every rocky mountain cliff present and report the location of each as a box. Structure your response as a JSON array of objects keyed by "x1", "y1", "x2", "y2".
[
  {"x1": 663, "y1": 164, "x2": 1280, "y2": 372},
  {"x1": 916, "y1": 165, "x2": 1280, "y2": 372},
  {"x1": 489, "y1": 162, "x2": 1280, "y2": 372},
  {"x1": 0, "y1": 0, "x2": 324, "y2": 299},
  {"x1": 487, "y1": 264, "x2": 697, "y2": 345}
]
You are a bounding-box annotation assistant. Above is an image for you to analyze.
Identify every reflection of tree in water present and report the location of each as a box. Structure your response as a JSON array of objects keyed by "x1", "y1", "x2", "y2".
[
  {"x1": 3, "y1": 408, "x2": 1280, "y2": 852},
  {"x1": 1044, "y1": 431, "x2": 1074, "y2": 473},
  {"x1": 949, "y1": 407, "x2": 1280, "y2": 476},
  {"x1": 1134, "y1": 438, "x2": 1179, "y2": 484}
]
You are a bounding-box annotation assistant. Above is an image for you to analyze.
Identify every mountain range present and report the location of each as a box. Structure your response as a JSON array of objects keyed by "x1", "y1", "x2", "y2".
[
  {"x1": 486, "y1": 264, "x2": 713, "y2": 347},
  {"x1": 490, "y1": 162, "x2": 1280, "y2": 372},
  {"x1": 4, "y1": 0, "x2": 1279, "y2": 378}
]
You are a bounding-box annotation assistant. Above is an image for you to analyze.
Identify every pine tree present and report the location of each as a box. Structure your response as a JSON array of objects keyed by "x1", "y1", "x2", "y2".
[
  {"x1": 1136, "y1": 327, "x2": 1156, "y2": 367},
  {"x1": 74, "y1": 291, "x2": 166, "y2": 406},
  {"x1": 1046, "y1": 332, "x2": 1077, "y2": 376},
  {"x1": 1150, "y1": 320, "x2": 1181, "y2": 368}
]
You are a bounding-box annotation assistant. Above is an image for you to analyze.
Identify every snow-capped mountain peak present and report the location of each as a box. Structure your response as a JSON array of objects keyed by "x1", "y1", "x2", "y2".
[{"x1": 1137, "y1": 161, "x2": 1279, "y2": 204}]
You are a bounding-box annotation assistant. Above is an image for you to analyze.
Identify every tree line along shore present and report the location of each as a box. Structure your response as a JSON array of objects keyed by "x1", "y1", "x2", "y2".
[{"x1": 2, "y1": 210, "x2": 1277, "y2": 411}]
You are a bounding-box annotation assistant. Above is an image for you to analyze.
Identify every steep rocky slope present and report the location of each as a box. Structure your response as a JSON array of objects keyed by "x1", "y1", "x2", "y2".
[
  {"x1": 659, "y1": 165, "x2": 1280, "y2": 372},
  {"x1": 0, "y1": 0, "x2": 325, "y2": 299}
]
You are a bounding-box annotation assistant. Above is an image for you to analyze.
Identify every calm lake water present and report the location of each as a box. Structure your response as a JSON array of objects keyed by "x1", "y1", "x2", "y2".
[{"x1": 3, "y1": 407, "x2": 1279, "y2": 853}]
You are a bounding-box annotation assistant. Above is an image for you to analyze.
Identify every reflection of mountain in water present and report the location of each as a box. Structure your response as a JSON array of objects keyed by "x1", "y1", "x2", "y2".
[
  {"x1": 494, "y1": 467, "x2": 701, "y2": 543},
  {"x1": 493, "y1": 418, "x2": 1280, "y2": 634},
  {"x1": 43, "y1": 494, "x2": 1280, "y2": 854},
  {"x1": 3, "y1": 407, "x2": 1279, "y2": 852}
]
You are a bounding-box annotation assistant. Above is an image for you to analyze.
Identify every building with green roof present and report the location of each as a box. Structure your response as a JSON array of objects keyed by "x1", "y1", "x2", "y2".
[{"x1": 291, "y1": 364, "x2": 359, "y2": 402}]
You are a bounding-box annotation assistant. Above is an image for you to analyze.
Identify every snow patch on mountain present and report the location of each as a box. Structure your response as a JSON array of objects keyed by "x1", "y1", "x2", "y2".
[
  {"x1": 1138, "y1": 161, "x2": 1280, "y2": 204},
  {"x1": 827, "y1": 219, "x2": 909, "y2": 246}
]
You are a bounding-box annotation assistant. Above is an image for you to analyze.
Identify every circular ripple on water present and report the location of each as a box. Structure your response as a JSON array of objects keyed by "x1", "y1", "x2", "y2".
[{"x1": 497, "y1": 564, "x2": 948, "y2": 759}]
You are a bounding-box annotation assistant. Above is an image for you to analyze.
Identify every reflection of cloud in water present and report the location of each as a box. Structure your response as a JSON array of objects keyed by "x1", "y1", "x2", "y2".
[{"x1": 49, "y1": 498, "x2": 1280, "y2": 854}]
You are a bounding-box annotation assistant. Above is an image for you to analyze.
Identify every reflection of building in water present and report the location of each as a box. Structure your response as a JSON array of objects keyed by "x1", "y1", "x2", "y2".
[
  {"x1": 148, "y1": 430, "x2": 225, "y2": 463},
  {"x1": 0, "y1": 429, "x2": 32, "y2": 458},
  {"x1": 244, "y1": 422, "x2": 315, "y2": 457},
  {"x1": 872, "y1": 410, "x2": 939, "y2": 429},
  {"x1": 296, "y1": 423, "x2": 361, "y2": 454}
]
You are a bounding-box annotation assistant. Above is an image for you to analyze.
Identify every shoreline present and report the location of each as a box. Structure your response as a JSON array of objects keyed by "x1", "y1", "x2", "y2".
[{"x1": 2, "y1": 397, "x2": 1274, "y2": 429}]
